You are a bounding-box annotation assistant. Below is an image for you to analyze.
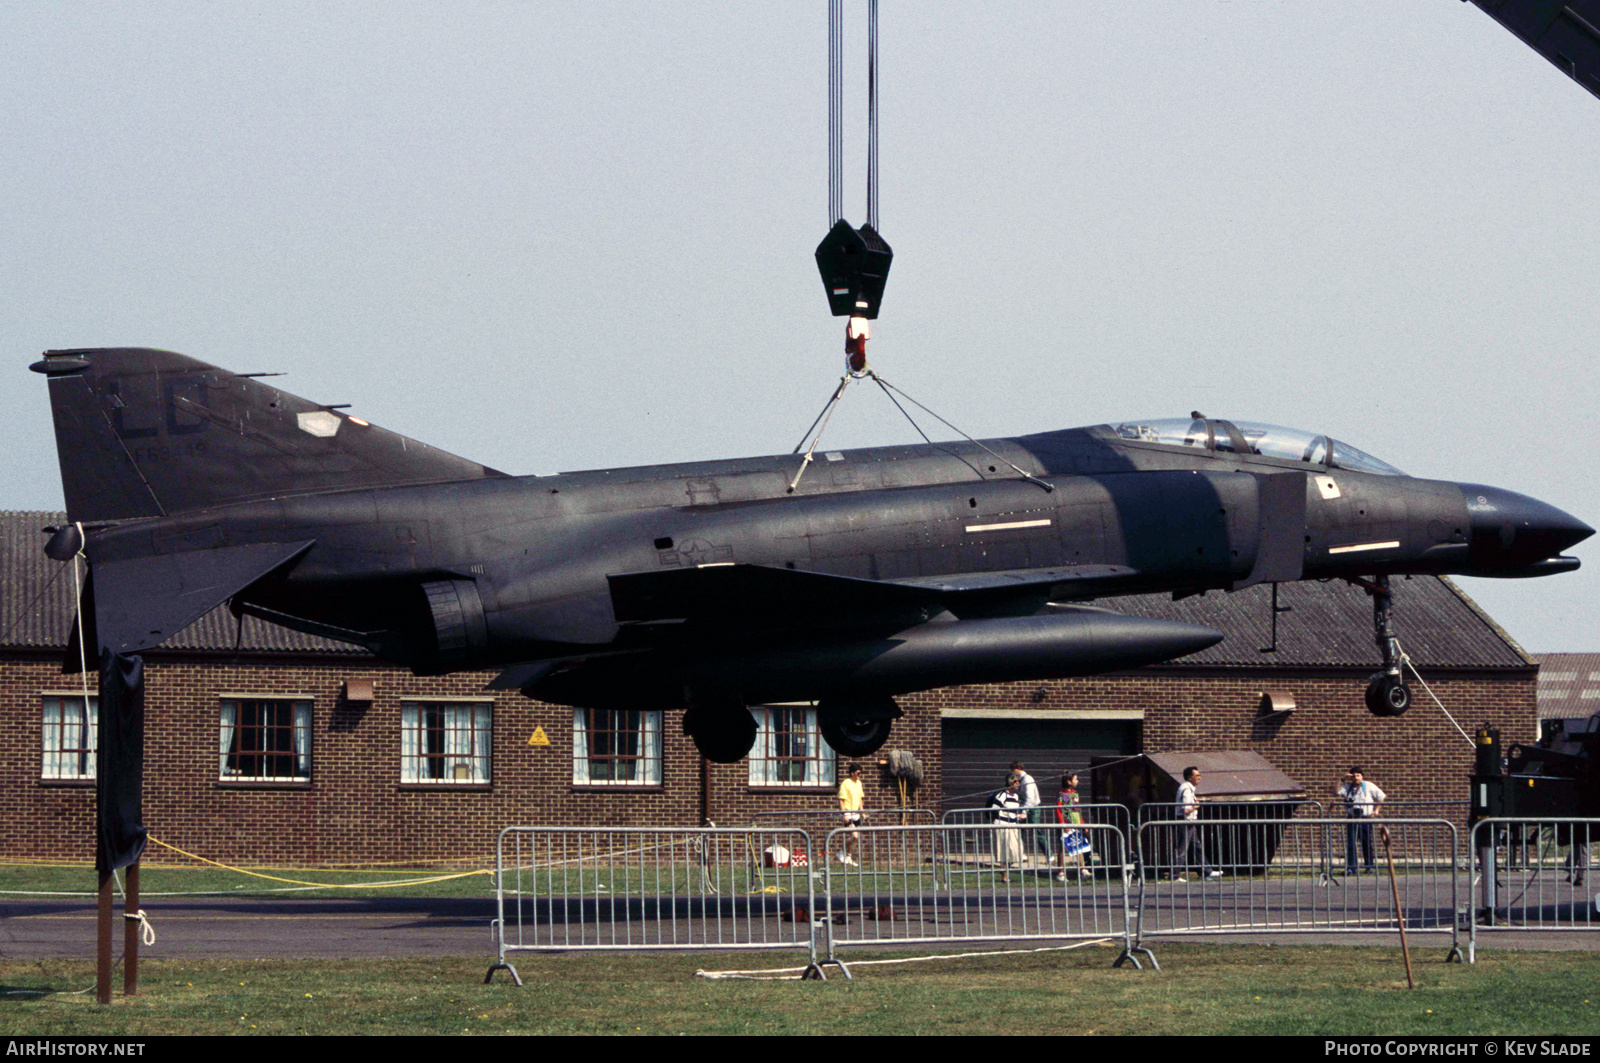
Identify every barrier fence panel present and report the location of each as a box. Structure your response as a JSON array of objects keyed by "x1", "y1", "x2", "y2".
[
  {"x1": 489, "y1": 826, "x2": 820, "y2": 983},
  {"x1": 1378, "y1": 801, "x2": 1472, "y2": 835},
  {"x1": 1469, "y1": 818, "x2": 1599, "y2": 962},
  {"x1": 820, "y1": 823, "x2": 1150, "y2": 971},
  {"x1": 941, "y1": 804, "x2": 1133, "y2": 878},
  {"x1": 1134, "y1": 818, "x2": 1462, "y2": 960},
  {"x1": 750, "y1": 809, "x2": 937, "y2": 842},
  {"x1": 1134, "y1": 801, "x2": 1326, "y2": 879}
]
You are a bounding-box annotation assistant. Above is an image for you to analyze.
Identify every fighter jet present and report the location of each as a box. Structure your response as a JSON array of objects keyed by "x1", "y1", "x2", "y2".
[{"x1": 31, "y1": 347, "x2": 1592, "y2": 761}]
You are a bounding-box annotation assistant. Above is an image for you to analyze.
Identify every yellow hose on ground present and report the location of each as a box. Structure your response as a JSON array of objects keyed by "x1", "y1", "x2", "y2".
[{"x1": 146, "y1": 837, "x2": 493, "y2": 889}]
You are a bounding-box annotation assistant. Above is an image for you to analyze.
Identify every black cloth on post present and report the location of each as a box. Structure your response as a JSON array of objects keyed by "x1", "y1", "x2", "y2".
[{"x1": 96, "y1": 650, "x2": 147, "y2": 873}]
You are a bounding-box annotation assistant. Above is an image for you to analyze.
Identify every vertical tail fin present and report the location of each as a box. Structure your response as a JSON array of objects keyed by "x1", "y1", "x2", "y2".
[{"x1": 32, "y1": 348, "x2": 505, "y2": 523}]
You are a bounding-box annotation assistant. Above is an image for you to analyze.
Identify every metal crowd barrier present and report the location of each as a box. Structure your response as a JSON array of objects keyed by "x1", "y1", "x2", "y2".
[
  {"x1": 1133, "y1": 818, "x2": 1463, "y2": 961},
  {"x1": 749, "y1": 808, "x2": 937, "y2": 842},
  {"x1": 820, "y1": 822, "x2": 1151, "y2": 971},
  {"x1": 1378, "y1": 801, "x2": 1472, "y2": 834},
  {"x1": 487, "y1": 826, "x2": 822, "y2": 984},
  {"x1": 941, "y1": 803, "x2": 1133, "y2": 878},
  {"x1": 484, "y1": 810, "x2": 1592, "y2": 982},
  {"x1": 747, "y1": 809, "x2": 940, "y2": 890},
  {"x1": 1468, "y1": 818, "x2": 1600, "y2": 963},
  {"x1": 1134, "y1": 800, "x2": 1325, "y2": 878}
]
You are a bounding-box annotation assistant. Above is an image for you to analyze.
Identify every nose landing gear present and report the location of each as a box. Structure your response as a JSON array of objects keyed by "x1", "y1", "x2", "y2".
[{"x1": 1357, "y1": 575, "x2": 1411, "y2": 717}]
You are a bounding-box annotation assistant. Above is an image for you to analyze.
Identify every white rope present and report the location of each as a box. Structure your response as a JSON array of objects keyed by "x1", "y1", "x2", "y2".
[
  {"x1": 1395, "y1": 641, "x2": 1475, "y2": 747},
  {"x1": 124, "y1": 909, "x2": 156, "y2": 946},
  {"x1": 71, "y1": 529, "x2": 91, "y2": 713},
  {"x1": 694, "y1": 936, "x2": 1115, "y2": 980}
]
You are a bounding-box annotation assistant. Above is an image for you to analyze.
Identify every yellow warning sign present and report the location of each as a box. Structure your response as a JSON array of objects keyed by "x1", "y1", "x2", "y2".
[{"x1": 527, "y1": 726, "x2": 550, "y2": 748}]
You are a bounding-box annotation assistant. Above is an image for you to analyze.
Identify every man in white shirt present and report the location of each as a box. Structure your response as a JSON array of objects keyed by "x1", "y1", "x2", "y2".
[
  {"x1": 1337, "y1": 766, "x2": 1387, "y2": 874},
  {"x1": 1011, "y1": 760, "x2": 1048, "y2": 863},
  {"x1": 1172, "y1": 766, "x2": 1221, "y2": 881}
]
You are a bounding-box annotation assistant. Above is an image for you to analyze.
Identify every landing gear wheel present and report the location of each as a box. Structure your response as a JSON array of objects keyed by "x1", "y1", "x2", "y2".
[
  {"x1": 820, "y1": 716, "x2": 893, "y2": 757},
  {"x1": 684, "y1": 700, "x2": 757, "y2": 763},
  {"x1": 1364, "y1": 673, "x2": 1411, "y2": 717},
  {"x1": 817, "y1": 694, "x2": 901, "y2": 757}
]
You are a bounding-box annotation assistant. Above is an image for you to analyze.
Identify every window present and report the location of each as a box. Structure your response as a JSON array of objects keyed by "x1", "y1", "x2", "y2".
[
  {"x1": 219, "y1": 698, "x2": 312, "y2": 782},
  {"x1": 42, "y1": 695, "x2": 98, "y2": 780},
  {"x1": 573, "y1": 709, "x2": 662, "y2": 786},
  {"x1": 748, "y1": 706, "x2": 835, "y2": 787},
  {"x1": 401, "y1": 700, "x2": 491, "y2": 784}
]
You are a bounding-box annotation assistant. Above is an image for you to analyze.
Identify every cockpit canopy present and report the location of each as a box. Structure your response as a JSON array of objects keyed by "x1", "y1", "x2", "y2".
[{"x1": 1110, "y1": 418, "x2": 1405, "y2": 476}]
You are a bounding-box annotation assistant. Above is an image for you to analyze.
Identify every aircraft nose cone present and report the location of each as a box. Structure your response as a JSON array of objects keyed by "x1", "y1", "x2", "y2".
[{"x1": 1461, "y1": 484, "x2": 1594, "y2": 570}]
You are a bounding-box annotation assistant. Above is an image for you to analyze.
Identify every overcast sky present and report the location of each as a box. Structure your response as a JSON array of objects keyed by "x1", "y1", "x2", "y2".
[{"x1": 3, "y1": 2, "x2": 1597, "y2": 654}]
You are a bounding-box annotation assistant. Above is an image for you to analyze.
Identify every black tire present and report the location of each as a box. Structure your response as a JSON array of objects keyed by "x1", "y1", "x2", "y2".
[
  {"x1": 684, "y1": 705, "x2": 757, "y2": 763},
  {"x1": 1364, "y1": 674, "x2": 1411, "y2": 717},
  {"x1": 820, "y1": 715, "x2": 893, "y2": 757}
]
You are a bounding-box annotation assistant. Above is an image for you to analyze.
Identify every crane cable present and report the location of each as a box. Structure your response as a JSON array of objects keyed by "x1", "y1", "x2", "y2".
[
  {"x1": 827, "y1": 0, "x2": 878, "y2": 229},
  {"x1": 828, "y1": 0, "x2": 843, "y2": 226},
  {"x1": 866, "y1": 0, "x2": 880, "y2": 231}
]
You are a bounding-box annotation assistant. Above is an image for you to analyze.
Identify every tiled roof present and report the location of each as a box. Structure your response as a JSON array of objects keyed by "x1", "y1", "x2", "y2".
[
  {"x1": 1122, "y1": 576, "x2": 1533, "y2": 671},
  {"x1": 1, "y1": 510, "x2": 1533, "y2": 670},
  {"x1": 0, "y1": 511, "x2": 366, "y2": 656},
  {"x1": 1531, "y1": 653, "x2": 1600, "y2": 720}
]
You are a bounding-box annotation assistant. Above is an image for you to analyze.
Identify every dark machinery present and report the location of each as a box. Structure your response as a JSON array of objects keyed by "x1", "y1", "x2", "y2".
[
  {"x1": 1470, "y1": 718, "x2": 1600, "y2": 822},
  {"x1": 1469, "y1": 717, "x2": 1600, "y2": 907}
]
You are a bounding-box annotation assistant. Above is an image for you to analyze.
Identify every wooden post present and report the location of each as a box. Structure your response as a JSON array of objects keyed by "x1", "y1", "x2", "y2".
[
  {"x1": 96, "y1": 868, "x2": 113, "y2": 1005},
  {"x1": 1380, "y1": 826, "x2": 1415, "y2": 989},
  {"x1": 123, "y1": 862, "x2": 139, "y2": 996}
]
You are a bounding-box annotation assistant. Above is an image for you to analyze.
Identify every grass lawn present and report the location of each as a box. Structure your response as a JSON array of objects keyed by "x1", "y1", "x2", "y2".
[{"x1": 1, "y1": 946, "x2": 1598, "y2": 1035}]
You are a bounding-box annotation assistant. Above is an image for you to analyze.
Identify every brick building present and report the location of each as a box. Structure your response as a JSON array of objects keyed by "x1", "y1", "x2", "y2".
[
  {"x1": 932, "y1": 573, "x2": 1538, "y2": 814},
  {"x1": 1530, "y1": 652, "x2": 1600, "y2": 742},
  {"x1": 1, "y1": 511, "x2": 1538, "y2": 865}
]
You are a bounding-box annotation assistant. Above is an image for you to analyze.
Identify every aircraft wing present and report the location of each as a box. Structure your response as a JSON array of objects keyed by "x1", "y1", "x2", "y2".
[
  {"x1": 607, "y1": 562, "x2": 1143, "y2": 627},
  {"x1": 609, "y1": 564, "x2": 934, "y2": 625},
  {"x1": 1470, "y1": 0, "x2": 1600, "y2": 101},
  {"x1": 889, "y1": 564, "x2": 1141, "y2": 615}
]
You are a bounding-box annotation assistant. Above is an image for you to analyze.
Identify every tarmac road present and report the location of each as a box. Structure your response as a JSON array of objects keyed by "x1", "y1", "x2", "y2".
[
  {"x1": 0, "y1": 897, "x2": 498, "y2": 959},
  {"x1": 2, "y1": 878, "x2": 1596, "y2": 961}
]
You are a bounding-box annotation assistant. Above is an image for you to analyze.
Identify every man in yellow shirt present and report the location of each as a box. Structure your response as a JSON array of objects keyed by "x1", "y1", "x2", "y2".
[{"x1": 838, "y1": 764, "x2": 865, "y2": 866}]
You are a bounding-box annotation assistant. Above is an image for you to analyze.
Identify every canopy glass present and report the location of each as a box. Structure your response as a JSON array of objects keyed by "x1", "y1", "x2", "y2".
[{"x1": 1110, "y1": 418, "x2": 1404, "y2": 476}]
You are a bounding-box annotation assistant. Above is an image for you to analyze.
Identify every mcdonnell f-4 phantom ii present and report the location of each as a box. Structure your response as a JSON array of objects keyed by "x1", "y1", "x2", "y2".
[{"x1": 31, "y1": 347, "x2": 1593, "y2": 761}]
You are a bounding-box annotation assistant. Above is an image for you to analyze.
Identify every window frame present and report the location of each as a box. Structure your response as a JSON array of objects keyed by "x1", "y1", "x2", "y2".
[
  {"x1": 41, "y1": 692, "x2": 98, "y2": 783},
  {"x1": 748, "y1": 705, "x2": 836, "y2": 789},
  {"x1": 218, "y1": 696, "x2": 314, "y2": 784},
  {"x1": 400, "y1": 698, "x2": 493, "y2": 787},
  {"x1": 572, "y1": 708, "x2": 663, "y2": 788}
]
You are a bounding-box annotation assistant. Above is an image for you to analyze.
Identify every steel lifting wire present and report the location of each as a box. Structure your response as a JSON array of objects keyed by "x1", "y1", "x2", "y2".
[{"x1": 787, "y1": 368, "x2": 1053, "y2": 496}]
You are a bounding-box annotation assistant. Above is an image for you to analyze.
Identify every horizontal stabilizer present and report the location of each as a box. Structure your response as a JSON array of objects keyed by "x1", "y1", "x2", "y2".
[{"x1": 94, "y1": 541, "x2": 314, "y2": 654}]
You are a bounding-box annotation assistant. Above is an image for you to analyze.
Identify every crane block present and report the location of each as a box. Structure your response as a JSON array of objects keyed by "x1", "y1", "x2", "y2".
[{"x1": 815, "y1": 219, "x2": 893, "y2": 319}]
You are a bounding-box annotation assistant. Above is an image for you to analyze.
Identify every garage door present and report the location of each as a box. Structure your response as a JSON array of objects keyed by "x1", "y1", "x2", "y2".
[{"x1": 941, "y1": 716, "x2": 1141, "y2": 814}]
